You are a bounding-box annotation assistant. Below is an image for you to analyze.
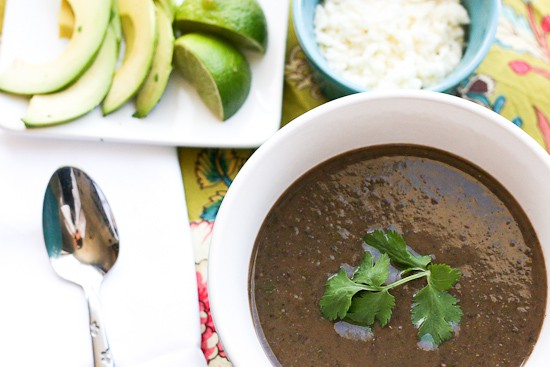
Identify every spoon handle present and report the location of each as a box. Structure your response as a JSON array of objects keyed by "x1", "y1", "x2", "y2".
[{"x1": 85, "y1": 286, "x2": 114, "y2": 367}]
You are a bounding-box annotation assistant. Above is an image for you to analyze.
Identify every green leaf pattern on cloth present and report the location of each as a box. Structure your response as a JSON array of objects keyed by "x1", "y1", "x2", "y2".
[{"x1": 178, "y1": 0, "x2": 550, "y2": 364}]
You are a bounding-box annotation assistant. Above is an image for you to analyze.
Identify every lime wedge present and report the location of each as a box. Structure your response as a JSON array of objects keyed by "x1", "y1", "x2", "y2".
[
  {"x1": 175, "y1": 0, "x2": 268, "y2": 53},
  {"x1": 173, "y1": 33, "x2": 251, "y2": 121}
]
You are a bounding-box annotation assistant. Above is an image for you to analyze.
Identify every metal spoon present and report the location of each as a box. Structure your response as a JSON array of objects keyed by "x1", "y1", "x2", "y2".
[{"x1": 43, "y1": 166, "x2": 119, "y2": 367}]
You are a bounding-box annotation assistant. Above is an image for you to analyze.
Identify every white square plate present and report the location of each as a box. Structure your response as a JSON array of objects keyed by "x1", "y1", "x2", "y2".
[{"x1": 0, "y1": 0, "x2": 289, "y2": 148}]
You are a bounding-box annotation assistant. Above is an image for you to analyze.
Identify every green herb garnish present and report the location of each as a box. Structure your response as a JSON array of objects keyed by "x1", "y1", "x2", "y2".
[{"x1": 320, "y1": 229, "x2": 462, "y2": 347}]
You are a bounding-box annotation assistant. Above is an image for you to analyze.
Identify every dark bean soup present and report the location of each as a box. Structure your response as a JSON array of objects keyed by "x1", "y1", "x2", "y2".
[{"x1": 250, "y1": 145, "x2": 547, "y2": 367}]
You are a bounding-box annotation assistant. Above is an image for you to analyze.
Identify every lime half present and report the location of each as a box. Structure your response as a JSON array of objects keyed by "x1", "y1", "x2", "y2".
[
  {"x1": 175, "y1": 0, "x2": 268, "y2": 53},
  {"x1": 173, "y1": 33, "x2": 252, "y2": 121}
]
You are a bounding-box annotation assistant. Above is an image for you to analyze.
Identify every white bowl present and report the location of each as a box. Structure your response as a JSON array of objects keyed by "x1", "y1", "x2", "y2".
[{"x1": 208, "y1": 90, "x2": 550, "y2": 366}]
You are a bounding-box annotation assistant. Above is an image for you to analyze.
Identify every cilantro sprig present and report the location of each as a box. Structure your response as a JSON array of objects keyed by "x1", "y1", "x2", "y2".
[{"x1": 320, "y1": 229, "x2": 462, "y2": 347}]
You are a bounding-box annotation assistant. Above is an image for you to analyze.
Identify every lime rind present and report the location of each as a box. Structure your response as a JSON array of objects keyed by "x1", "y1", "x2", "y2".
[
  {"x1": 175, "y1": 0, "x2": 268, "y2": 53},
  {"x1": 216, "y1": 50, "x2": 251, "y2": 119},
  {"x1": 175, "y1": 20, "x2": 267, "y2": 53}
]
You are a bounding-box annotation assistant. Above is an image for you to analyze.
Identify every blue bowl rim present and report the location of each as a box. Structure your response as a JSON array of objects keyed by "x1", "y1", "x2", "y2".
[{"x1": 292, "y1": 0, "x2": 502, "y2": 94}]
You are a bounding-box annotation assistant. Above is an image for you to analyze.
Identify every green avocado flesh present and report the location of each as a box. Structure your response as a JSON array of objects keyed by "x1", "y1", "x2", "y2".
[
  {"x1": 0, "y1": 0, "x2": 112, "y2": 95},
  {"x1": 133, "y1": 3, "x2": 174, "y2": 118},
  {"x1": 102, "y1": 0, "x2": 158, "y2": 116},
  {"x1": 23, "y1": 24, "x2": 119, "y2": 127}
]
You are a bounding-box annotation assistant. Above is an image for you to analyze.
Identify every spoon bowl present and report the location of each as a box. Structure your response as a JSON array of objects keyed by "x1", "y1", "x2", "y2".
[{"x1": 43, "y1": 166, "x2": 119, "y2": 367}]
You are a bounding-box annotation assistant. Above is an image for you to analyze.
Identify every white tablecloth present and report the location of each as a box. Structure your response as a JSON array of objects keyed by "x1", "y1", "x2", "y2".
[{"x1": 0, "y1": 131, "x2": 206, "y2": 367}]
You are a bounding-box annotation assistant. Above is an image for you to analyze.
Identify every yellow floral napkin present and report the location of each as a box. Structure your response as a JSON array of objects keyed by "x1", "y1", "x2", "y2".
[{"x1": 179, "y1": 0, "x2": 550, "y2": 365}]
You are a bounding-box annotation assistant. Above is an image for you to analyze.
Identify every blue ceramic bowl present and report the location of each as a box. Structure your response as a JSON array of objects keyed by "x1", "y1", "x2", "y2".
[{"x1": 293, "y1": 0, "x2": 501, "y2": 99}]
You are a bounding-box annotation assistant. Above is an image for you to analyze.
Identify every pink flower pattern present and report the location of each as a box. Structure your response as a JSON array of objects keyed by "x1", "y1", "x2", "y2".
[
  {"x1": 190, "y1": 219, "x2": 215, "y2": 262},
  {"x1": 526, "y1": 3, "x2": 550, "y2": 60},
  {"x1": 535, "y1": 107, "x2": 550, "y2": 153},
  {"x1": 506, "y1": 4, "x2": 550, "y2": 149},
  {"x1": 196, "y1": 269, "x2": 228, "y2": 363}
]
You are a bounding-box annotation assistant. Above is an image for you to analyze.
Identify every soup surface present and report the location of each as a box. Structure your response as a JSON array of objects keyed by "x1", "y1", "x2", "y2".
[{"x1": 250, "y1": 145, "x2": 547, "y2": 367}]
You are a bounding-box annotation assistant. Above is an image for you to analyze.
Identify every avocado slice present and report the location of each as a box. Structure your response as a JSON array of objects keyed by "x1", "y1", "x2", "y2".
[
  {"x1": 0, "y1": 0, "x2": 6, "y2": 35},
  {"x1": 58, "y1": 0, "x2": 74, "y2": 39},
  {"x1": 110, "y1": 1, "x2": 122, "y2": 46},
  {"x1": 22, "y1": 24, "x2": 119, "y2": 127},
  {"x1": 59, "y1": 0, "x2": 121, "y2": 44},
  {"x1": 133, "y1": 3, "x2": 174, "y2": 118},
  {"x1": 0, "y1": 0, "x2": 111, "y2": 95},
  {"x1": 155, "y1": 0, "x2": 177, "y2": 21},
  {"x1": 102, "y1": 0, "x2": 158, "y2": 116}
]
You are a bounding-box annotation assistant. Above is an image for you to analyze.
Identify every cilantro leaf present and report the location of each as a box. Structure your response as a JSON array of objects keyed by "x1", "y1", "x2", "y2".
[
  {"x1": 428, "y1": 264, "x2": 461, "y2": 291},
  {"x1": 364, "y1": 230, "x2": 432, "y2": 269},
  {"x1": 411, "y1": 285, "x2": 463, "y2": 346},
  {"x1": 320, "y1": 268, "x2": 366, "y2": 320},
  {"x1": 320, "y1": 229, "x2": 463, "y2": 348},
  {"x1": 353, "y1": 252, "x2": 390, "y2": 288},
  {"x1": 347, "y1": 290, "x2": 396, "y2": 327}
]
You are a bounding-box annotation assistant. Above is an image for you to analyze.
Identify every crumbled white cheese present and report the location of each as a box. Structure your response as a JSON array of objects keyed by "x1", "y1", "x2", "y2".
[{"x1": 314, "y1": 0, "x2": 470, "y2": 89}]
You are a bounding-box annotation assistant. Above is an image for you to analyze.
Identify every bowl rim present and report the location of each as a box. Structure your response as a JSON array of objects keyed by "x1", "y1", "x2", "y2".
[
  {"x1": 209, "y1": 90, "x2": 550, "y2": 366},
  {"x1": 292, "y1": 0, "x2": 501, "y2": 93}
]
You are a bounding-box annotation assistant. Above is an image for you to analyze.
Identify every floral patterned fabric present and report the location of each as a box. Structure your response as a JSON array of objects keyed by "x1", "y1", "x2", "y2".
[{"x1": 177, "y1": 1, "x2": 550, "y2": 365}]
